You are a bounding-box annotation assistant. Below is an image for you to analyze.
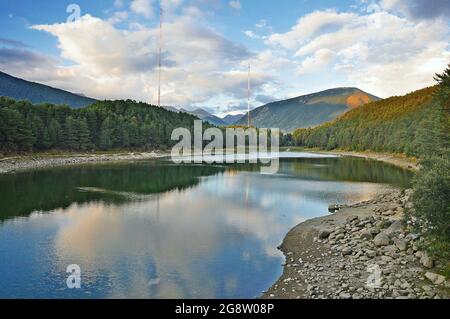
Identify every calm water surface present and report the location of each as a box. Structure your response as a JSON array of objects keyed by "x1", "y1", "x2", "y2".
[{"x1": 0, "y1": 153, "x2": 412, "y2": 298}]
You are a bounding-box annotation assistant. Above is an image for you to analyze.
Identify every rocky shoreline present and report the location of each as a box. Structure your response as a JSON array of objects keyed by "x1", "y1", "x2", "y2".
[
  {"x1": 263, "y1": 189, "x2": 449, "y2": 299},
  {"x1": 0, "y1": 152, "x2": 169, "y2": 174}
]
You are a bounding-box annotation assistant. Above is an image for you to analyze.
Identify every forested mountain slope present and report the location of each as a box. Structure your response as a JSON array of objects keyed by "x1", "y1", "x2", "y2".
[
  {"x1": 236, "y1": 87, "x2": 379, "y2": 132},
  {"x1": 292, "y1": 86, "x2": 438, "y2": 157},
  {"x1": 0, "y1": 71, "x2": 96, "y2": 108}
]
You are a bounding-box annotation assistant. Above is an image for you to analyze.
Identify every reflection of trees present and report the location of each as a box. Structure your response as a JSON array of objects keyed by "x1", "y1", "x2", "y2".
[
  {"x1": 0, "y1": 162, "x2": 224, "y2": 222},
  {"x1": 278, "y1": 157, "x2": 413, "y2": 186},
  {"x1": 0, "y1": 157, "x2": 412, "y2": 223}
]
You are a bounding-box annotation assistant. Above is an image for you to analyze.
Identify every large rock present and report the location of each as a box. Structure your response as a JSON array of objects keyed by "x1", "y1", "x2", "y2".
[
  {"x1": 425, "y1": 272, "x2": 446, "y2": 285},
  {"x1": 374, "y1": 232, "x2": 391, "y2": 246},
  {"x1": 384, "y1": 220, "x2": 404, "y2": 238},
  {"x1": 420, "y1": 252, "x2": 434, "y2": 269}
]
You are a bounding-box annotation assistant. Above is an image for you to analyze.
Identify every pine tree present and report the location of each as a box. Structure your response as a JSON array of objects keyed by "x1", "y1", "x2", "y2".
[
  {"x1": 64, "y1": 116, "x2": 79, "y2": 150},
  {"x1": 78, "y1": 118, "x2": 92, "y2": 151}
]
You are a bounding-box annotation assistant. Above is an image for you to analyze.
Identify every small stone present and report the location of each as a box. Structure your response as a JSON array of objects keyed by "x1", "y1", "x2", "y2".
[
  {"x1": 366, "y1": 250, "x2": 377, "y2": 258},
  {"x1": 383, "y1": 245, "x2": 398, "y2": 255},
  {"x1": 374, "y1": 232, "x2": 391, "y2": 246},
  {"x1": 339, "y1": 292, "x2": 352, "y2": 299},
  {"x1": 382, "y1": 210, "x2": 395, "y2": 216},
  {"x1": 346, "y1": 216, "x2": 358, "y2": 223},
  {"x1": 319, "y1": 229, "x2": 332, "y2": 239},
  {"x1": 360, "y1": 229, "x2": 373, "y2": 240},
  {"x1": 395, "y1": 239, "x2": 408, "y2": 251},
  {"x1": 342, "y1": 247, "x2": 352, "y2": 256},
  {"x1": 425, "y1": 272, "x2": 446, "y2": 285}
]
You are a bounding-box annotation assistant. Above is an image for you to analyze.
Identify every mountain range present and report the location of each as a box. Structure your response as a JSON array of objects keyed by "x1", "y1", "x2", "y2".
[
  {"x1": 292, "y1": 85, "x2": 438, "y2": 156},
  {"x1": 179, "y1": 108, "x2": 244, "y2": 126},
  {"x1": 236, "y1": 88, "x2": 380, "y2": 132},
  {"x1": 0, "y1": 71, "x2": 379, "y2": 131},
  {"x1": 0, "y1": 71, "x2": 96, "y2": 108}
]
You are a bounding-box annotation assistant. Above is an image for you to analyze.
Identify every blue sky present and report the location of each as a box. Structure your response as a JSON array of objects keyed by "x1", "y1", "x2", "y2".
[{"x1": 1, "y1": 0, "x2": 449, "y2": 115}]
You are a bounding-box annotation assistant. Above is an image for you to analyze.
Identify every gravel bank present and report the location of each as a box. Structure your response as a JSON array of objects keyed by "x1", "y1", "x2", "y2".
[
  {"x1": 263, "y1": 189, "x2": 449, "y2": 299},
  {"x1": 317, "y1": 150, "x2": 420, "y2": 171},
  {"x1": 0, "y1": 152, "x2": 169, "y2": 174}
]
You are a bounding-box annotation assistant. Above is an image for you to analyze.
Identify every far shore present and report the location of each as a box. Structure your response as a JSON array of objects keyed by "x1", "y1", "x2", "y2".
[
  {"x1": 0, "y1": 151, "x2": 170, "y2": 174},
  {"x1": 281, "y1": 147, "x2": 420, "y2": 171},
  {"x1": 317, "y1": 150, "x2": 420, "y2": 171},
  {"x1": 0, "y1": 148, "x2": 420, "y2": 175}
]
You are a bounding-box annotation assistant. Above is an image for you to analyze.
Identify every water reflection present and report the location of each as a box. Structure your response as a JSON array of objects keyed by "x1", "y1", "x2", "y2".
[{"x1": 0, "y1": 153, "x2": 413, "y2": 298}]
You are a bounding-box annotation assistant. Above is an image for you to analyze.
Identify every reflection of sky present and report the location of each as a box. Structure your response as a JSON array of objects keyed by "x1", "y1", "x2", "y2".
[{"x1": 0, "y1": 158, "x2": 387, "y2": 299}]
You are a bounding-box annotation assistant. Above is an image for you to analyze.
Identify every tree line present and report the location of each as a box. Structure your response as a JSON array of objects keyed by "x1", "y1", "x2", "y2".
[{"x1": 0, "y1": 98, "x2": 202, "y2": 154}]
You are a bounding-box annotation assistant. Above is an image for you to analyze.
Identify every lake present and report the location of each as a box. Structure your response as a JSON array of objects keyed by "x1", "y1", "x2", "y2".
[{"x1": 0, "y1": 153, "x2": 413, "y2": 298}]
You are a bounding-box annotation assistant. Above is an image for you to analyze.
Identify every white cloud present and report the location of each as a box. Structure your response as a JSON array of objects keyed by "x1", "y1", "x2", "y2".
[
  {"x1": 131, "y1": 0, "x2": 154, "y2": 18},
  {"x1": 229, "y1": 1, "x2": 242, "y2": 11},
  {"x1": 267, "y1": 10, "x2": 355, "y2": 50},
  {"x1": 297, "y1": 49, "x2": 335, "y2": 75},
  {"x1": 244, "y1": 30, "x2": 264, "y2": 39},
  {"x1": 28, "y1": 13, "x2": 270, "y2": 111},
  {"x1": 266, "y1": 9, "x2": 450, "y2": 97},
  {"x1": 108, "y1": 11, "x2": 129, "y2": 24}
]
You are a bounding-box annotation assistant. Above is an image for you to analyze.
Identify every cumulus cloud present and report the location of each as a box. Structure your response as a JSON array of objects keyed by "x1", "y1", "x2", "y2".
[
  {"x1": 297, "y1": 49, "x2": 335, "y2": 74},
  {"x1": 267, "y1": 10, "x2": 355, "y2": 50},
  {"x1": 27, "y1": 13, "x2": 269, "y2": 109},
  {"x1": 108, "y1": 11, "x2": 129, "y2": 24},
  {"x1": 266, "y1": 9, "x2": 450, "y2": 97}
]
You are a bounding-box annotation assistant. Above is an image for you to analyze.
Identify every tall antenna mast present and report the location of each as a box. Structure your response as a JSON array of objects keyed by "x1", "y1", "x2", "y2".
[
  {"x1": 158, "y1": 6, "x2": 163, "y2": 108},
  {"x1": 247, "y1": 63, "x2": 251, "y2": 128}
]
